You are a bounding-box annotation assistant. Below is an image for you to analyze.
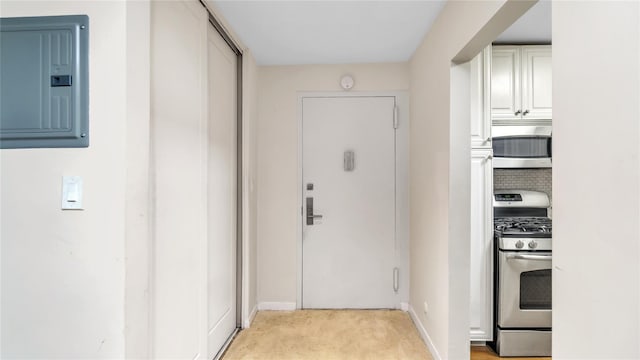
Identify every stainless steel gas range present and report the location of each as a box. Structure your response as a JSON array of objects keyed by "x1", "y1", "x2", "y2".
[{"x1": 491, "y1": 190, "x2": 552, "y2": 357}]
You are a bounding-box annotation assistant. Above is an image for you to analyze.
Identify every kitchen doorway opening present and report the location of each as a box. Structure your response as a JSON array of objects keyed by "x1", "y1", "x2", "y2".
[{"x1": 447, "y1": 0, "x2": 553, "y2": 358}]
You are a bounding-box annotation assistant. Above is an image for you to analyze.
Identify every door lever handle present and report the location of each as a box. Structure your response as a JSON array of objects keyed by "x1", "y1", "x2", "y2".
[{"x1": 306, "y1": 197, "x2": 323, "y2": 225}]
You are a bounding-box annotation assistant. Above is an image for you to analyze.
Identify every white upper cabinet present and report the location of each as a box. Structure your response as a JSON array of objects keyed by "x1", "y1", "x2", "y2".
[
  {"x1": 470, "y1": 47, "x2": 492, "y2": 148},
  {"x1": 491, "y1": 46, "x2": 520, "y2": 121},
  {"x1": 521, "y1": 46, "x2": 553, "y2": 120},
  {"x1": 491, "y1": 45, "x2": 552, "y2": 123}
]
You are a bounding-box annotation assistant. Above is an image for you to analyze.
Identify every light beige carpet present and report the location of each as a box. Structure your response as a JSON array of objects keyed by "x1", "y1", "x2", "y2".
[{"x1": 222, "y1": 310, "x2": 433, "y2": 360}]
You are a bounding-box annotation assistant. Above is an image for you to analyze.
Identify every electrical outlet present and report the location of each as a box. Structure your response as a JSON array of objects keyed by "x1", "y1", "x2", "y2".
[{"x1": 423, "y1": 301, "x2": 429, "y2": 314}]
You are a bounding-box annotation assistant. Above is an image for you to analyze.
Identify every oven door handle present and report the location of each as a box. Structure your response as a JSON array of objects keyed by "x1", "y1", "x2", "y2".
[{"x1": 506, "y1": 253, "x2": 552, "y2": 261}]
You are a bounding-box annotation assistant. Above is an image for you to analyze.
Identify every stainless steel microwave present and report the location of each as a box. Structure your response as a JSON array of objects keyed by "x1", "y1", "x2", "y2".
[{"x1": 492, "y1": 126, "x2": 552, "y2": 168}]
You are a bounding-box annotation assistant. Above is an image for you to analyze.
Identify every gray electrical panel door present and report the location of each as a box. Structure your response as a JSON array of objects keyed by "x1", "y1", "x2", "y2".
[{"x1": 0, "y1": 15, "x2": 89, "y2": 148}]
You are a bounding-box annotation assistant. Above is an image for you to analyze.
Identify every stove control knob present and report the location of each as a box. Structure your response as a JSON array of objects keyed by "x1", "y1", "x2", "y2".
[
  {"x1": 515, "y1": 240, "x2": 525, "y2": 249},
  {"x1": 528, "y1": 240, "x2": 538, "y2": 249}
]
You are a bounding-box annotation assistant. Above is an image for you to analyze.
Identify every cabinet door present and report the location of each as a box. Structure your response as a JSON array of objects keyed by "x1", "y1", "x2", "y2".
[
  {"x1": 521, "y1": 46, "x2": 552, "y2": 120},
  {"x1": 470, "y1": 47, "x2": 492, "y2": 148},
  {"x1": 491, "y1": 46, "x2": 520, "y2": 121},
  {"x1": 470, "y1": 149, "x2": 494, "y2": 341}
]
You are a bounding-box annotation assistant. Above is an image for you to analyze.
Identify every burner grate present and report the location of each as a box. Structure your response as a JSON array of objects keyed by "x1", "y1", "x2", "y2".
[{"x1": 494, "y1": 217, "x2": 552, "y2": 234}]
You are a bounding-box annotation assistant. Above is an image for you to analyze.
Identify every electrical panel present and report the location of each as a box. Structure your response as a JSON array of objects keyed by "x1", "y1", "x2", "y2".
[{"x1": 0, "y1": 15, "x2": 89, "y2": 148}]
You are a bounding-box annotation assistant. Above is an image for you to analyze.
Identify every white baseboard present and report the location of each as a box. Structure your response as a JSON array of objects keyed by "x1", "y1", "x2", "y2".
[
  {"x1": 242, "y1": 305, "x2": 258, "y2": 328},
  {"x1": 408, "y1": 304, "x2": 442, "y2": 360},
  {"x1": 257, "y1": 302, "x2": 296, "y2": 311},
  {"x1": 400, "y1": 302, "x2": 409, "y2": 312}
]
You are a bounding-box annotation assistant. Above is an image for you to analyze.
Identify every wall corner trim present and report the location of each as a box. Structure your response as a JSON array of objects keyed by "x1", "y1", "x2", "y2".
[
  {"x1": 400, "y1": 302, "x2": 410, "y2": 312},
  {"x1": 243, "y1": 305, "x2": 258, "y2": 328},
  {"x1": 257, "y1": 302, "x2": 297, "y2": 311},
  {"x1": 408, "y1": 304, "x2": 442, "y2": 360}
]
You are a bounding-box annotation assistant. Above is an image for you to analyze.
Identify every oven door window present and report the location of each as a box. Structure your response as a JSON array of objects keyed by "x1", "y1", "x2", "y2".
[
  {"x1": 493, "y1": 136, "x2": 552, "y2": 158},
  {"x1": 520, "y1": 269, "x2": 552, "y2": 310}
]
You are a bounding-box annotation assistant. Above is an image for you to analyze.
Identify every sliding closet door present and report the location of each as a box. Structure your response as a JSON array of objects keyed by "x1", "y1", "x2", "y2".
[
  {"x1": 152, "y1": 1, "x2": 240, "y2": 358},
  {"x1": 151, "y1": 1, "x2": 208, "y2": 358},
  {"x1": 206, "y1": 25, "x2": 238, "y2": 359}
]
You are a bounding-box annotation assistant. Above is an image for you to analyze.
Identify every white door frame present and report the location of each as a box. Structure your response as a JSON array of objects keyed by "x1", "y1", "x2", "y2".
[{"x1": 296, "y1": 91, "x2": 410, "y2": 309}]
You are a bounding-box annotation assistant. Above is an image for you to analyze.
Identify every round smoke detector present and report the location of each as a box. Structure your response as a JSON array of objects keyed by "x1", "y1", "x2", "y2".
[{"x1": 340, "y1": 75, "x2": 355, "y2": 90}]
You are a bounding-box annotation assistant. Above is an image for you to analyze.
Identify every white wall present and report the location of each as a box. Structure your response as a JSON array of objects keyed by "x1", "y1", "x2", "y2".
[
  {"x1": 257, "y1": 63, "x2": 409, "y2": 305},
  {"x1": 552, "y1": 2, "x2": 640, "y2": 359},
  {"x1": 150, "y1": 1, "x2": 211, "y2": 356},
  {"x1": 0, "y1": 1, "x2": 128, "y2": 358},
  {"x1": 124, "y1": 1, "x2": 152, "y2": 358},
  {"x1": 0, "y1": 2, "x2": 261, "y2": 358},
  {"x1": 242, "y1": 50, "x2": 260, "y2": 326},
  {"x1": 408, "y1": 1, "x2": 535, "y2": 359}
]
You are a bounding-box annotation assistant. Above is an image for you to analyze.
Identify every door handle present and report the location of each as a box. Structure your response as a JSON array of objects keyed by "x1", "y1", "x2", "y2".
[
  {"x1": 306, "y1": 197, "x2": 323, "y2": 225},
  {"x1": 506, "y1": 253, "x2": 552, "y2": 261}
]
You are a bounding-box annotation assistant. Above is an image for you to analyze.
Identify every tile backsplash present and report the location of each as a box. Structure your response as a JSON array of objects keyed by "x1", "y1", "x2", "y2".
[{"x1": 493, "y1": 168, "x2": 552, "y2": 200}]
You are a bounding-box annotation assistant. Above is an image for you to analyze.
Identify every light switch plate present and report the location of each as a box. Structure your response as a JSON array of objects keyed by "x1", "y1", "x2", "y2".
[{"x1": 62, "y1": 176, "x2": 83, "y2": 210}]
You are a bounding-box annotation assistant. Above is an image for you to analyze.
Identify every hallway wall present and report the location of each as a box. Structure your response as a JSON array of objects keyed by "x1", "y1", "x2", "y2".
[
  {"x1": 242, "y1": 51, "x2": 260, "y2": 327},
  {"x1": 0, "y1": 1, "x2": 129, "y2": 358},
  {"x1": 256, "y1": 63, "x2": 409, "y2": 306},
  {"x1": 552, "y1": 2, "x2": 640, "y2": 358},
  {"x1": 0, "y1": 1, "x2": 260, "y2": 357}
]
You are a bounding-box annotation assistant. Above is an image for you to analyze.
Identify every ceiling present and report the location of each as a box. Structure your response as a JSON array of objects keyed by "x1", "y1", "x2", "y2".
[
  {"x1": 211, "y1": 0, "x2": 447, "y2": 65},
  {"x1": 211, "y1": 0, "x2": 551, "y2": 66},
  {"x1": 495, "y1": 0, "x2": 551, "y2": 44}
]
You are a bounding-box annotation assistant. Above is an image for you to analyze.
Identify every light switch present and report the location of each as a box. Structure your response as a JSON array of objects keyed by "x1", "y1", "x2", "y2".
[{"x1": 62, "y1": 176, "x2": 83, "y2": 210}]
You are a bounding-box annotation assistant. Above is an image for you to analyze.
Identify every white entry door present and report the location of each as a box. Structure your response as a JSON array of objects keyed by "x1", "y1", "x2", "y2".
[
  {"x1": 302, "y1": 96, "x2": 397, "y2": 309},
  {"x1": 206, "y1": 25, "x2": 237, "y2": 359}
]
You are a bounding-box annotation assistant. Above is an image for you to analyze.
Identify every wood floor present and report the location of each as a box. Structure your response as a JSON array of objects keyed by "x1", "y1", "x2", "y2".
[
  {"x1": 470, "y1": 345, "x2": 551, "y2": 360},
  {"x1": 222, "y1": 310, "x2": 433, "y2": 360}
]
